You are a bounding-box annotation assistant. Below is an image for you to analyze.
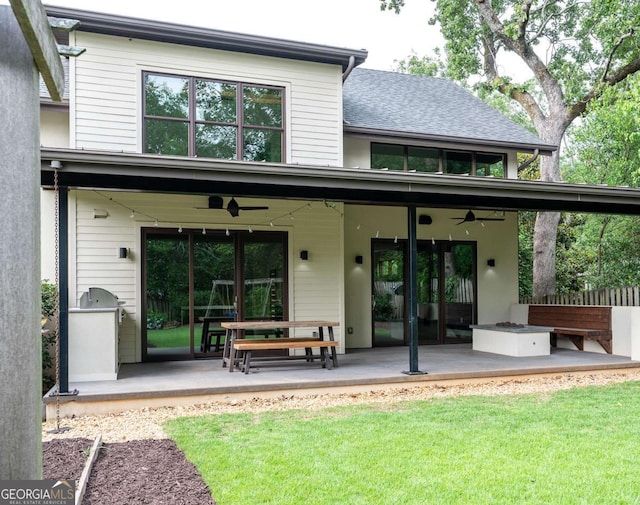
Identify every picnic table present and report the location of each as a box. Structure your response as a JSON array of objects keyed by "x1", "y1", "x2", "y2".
[{"x1": 221, "y1": 320, "x2": 339, "y2": 373}]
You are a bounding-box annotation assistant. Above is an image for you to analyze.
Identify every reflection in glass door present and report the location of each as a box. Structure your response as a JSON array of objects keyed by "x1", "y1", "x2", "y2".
[
  {"x1": 372, "y1": 241, "x2": 405, "y2": 346},
  {"x1": 194, "y1": 234, "x2": 236, "y2": 356},
  {"x1": 145, "y1": 234, "x2": 191, "y2": 359},
  {"x1": 372, "y1": 239, "x2": 476, "y2": 346},
  {"x1": 144, "y1": 229, "x2": 287, "y2": 361},
  {"x1": 443, "y1": 243, "x2": 475, "y2": 343}
]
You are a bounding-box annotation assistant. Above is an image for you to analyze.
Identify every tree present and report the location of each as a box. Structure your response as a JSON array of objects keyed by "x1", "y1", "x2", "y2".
[{"x1": 382, "y1": 0, "x2": 640, "y2": 296}]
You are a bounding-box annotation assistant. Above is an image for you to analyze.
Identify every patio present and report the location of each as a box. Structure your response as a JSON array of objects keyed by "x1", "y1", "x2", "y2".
[{"x1": 44, "y1": 344, "x2": 640, "y2": 419}]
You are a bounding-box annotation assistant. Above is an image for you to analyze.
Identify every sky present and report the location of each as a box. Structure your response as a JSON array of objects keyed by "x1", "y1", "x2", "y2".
[{"x1": 37, "y1": 0, "x2": 441, "y2": 71}]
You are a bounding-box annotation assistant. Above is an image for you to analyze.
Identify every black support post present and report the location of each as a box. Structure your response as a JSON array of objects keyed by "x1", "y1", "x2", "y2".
[
  {"x1": 58, "y1": 185, "x2": 69, "y2": 393},
  {"x1": 403, "y1": 205, "x2": 426, "y2": 375}
]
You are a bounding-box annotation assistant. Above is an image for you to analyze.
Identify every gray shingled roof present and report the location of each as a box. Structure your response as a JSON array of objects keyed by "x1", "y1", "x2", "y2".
[{"x1": 343, "y1": 68, "x2": 555, "y2": 153}]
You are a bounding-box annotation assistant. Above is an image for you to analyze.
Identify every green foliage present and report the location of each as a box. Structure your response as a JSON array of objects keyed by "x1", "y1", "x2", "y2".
[
  {"x1": 373, "y1": 293, "x2": 394, "y2": 321},
  {"x1": 146, "y1": 311, "x2": 167, "y2": 330},
  {"x1": 41, "y1": 280, "x2": 57, "y2": 392},
  {"x1": 167, "y1": 381, "x2": 640, "y2": 505}
]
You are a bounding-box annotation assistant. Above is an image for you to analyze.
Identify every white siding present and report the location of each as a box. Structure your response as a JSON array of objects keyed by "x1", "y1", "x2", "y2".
[
  {"x1": 40, "y1": 109, "x2": 70, "y2": 148},
  {"x1": 72, "y1": 190, "x2": 345, "y2": 362},
  {"x1": 73, "y1": 32, "x2": 344, "y2": 166}
]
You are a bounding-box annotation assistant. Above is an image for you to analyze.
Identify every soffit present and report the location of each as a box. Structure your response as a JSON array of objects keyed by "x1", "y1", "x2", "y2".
[{"x1": 40, "y1": 148, "x2": 640, "y2": 216}]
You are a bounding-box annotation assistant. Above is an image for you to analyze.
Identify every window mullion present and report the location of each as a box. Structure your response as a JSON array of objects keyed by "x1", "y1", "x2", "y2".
[
  {"x1": 189, "y1": 77, "x2": 196, "y2": 157},
  {"x1": 237, "y1": 83, "x2": 244, "y2": 160}
]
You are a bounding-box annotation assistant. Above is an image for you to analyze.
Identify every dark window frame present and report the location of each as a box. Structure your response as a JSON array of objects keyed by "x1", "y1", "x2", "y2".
[
  {"x1": 371, "y1": 143, "x2": 506, "y2": 178},
  {"x1": 142, "y1": 71, "x2": 286, "y2": 162}
]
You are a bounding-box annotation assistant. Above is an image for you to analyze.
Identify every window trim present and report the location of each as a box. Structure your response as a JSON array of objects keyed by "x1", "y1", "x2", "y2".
[{"x1": 142, "y1": 71, "x2": 286, "y2": 162}]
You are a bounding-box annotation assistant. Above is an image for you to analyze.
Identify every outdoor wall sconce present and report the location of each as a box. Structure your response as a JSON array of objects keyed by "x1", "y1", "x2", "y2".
[
  {"x1": 119, "y1": 247, "x2": 128, "y2": 259},
  {"x1": 487, "y1": 258, "x2": 496, "y2": 267},
  {"x1": 93, "y1": 209, "x2": 109, "y2": 219},
  {"x1": 300, "y1": 250, "x2": 309, "y2": 260},
  {"x1": 355, "y1": 255, "x2": 363, "y2": 264},
  {"x1": 419, "y1": 215, "x2": 433, "y2": 225}
]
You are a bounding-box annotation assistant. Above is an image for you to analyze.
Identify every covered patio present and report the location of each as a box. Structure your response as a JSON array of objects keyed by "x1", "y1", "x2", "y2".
[{"x1": 43, "y1": 345, "x2": 640, "y2": 419}]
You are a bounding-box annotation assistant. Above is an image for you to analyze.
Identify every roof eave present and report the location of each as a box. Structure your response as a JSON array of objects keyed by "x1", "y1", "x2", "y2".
[
  {"x1": 343, "y1": 126, "x2": 557, "y2": 156},
  {"x1": 40, "y1": 148, "x2": 640, "y2": 215},
  {"x1": 44, "y1": 6, "x2": 368, "y2": 71}
]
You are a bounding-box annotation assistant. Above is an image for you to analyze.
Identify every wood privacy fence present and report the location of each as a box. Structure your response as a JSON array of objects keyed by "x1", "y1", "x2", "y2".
[{"x1": 521, "y1": 286, "x2": 640, "y2": 306}]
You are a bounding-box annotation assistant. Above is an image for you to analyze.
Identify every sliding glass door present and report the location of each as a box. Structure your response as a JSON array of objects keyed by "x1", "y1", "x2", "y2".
[
  {"x1": 372, "y1": 239, "x2": 476, "y2": 347},
  {"x1": 143, "y1": 229, "x2": 287, "y2": 361}
]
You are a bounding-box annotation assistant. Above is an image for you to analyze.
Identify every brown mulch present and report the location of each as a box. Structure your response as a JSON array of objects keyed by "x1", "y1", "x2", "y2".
[{"x1": 43, "y1": 438, "x2": 215, "y2": 505}]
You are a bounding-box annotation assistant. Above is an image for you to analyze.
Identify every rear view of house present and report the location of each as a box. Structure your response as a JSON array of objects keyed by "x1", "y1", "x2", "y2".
[{"x1": 39, "y1": 7, "x2": 639, "y2": 384}]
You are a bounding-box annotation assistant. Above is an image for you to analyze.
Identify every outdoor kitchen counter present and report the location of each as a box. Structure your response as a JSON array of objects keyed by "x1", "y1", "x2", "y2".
[{"x1": 471, "y1": 324, "x2": 553, "y2": 357}]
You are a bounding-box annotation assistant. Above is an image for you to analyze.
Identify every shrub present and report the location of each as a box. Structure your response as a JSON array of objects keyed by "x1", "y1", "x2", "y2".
[{"x1": 41, "y1": 280, "x2": 57, "y2": 393}]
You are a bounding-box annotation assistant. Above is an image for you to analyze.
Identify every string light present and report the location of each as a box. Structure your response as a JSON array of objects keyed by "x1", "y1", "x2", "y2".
[
  {"x1": 376, "y1": 230, "x2": 380, "y2": 238},
  {"x1": 356, "y1": 224, "x2": 361, "y2": 230},
  {"x1": 202, "y1": 227, "x2": 206, "y2": 235},
  {"x1": 130, "y1": 211, "x2": 135, "y2": 219},
  {"x1": 154, "y1": 219, "x2": 159, "y2": 227},
  {"x1": 225, "y1": 228, "x2": 230, "y2": 236},
  {"x1": 394, "y1": 235, "x2": 398, "y2": 243},
  {"x1": 178, "y1": 225, "x2": 182, "y2": 233},
  {"x1": 449, "y1": 234, "x2": 452, "y2": 241},
  {"x1": 248, "y1": 226, "x2": 253, "y2": 233},
  {"x1": 465, "y1": 229, "x2": 469, "y2": 235},
  {"x1": 432, "y1": 237, "x2": 435, "y2": 245},
  {"x1": 270, "y1": 222, "x2": 274, "y2": 227}
]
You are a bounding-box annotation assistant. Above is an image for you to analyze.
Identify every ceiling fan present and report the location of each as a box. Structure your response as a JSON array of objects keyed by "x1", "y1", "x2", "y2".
[
  {"x1": 196, "y1": 196, "x2": 269, "y2": 217},
  {"x1": 451, "y1": 210, "x2": 505, "y2": 225}
]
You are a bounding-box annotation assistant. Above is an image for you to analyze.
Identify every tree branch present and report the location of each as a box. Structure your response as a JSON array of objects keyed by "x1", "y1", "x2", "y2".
[
  {"x1": 601, "y1": 27, "x2": 639, "y2": 82},
  {"x1": 474, "y1": 0, "x2": 566, "y2": 117}
]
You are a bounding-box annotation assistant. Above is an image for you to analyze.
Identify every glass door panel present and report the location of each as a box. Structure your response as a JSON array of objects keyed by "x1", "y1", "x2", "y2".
[
  {"x1": 417, "y1": 242, "x2": 439, "y2": 344},
  {"x1": 372, "y1": 241, "x2": 405, "y2": 346},
  {"x1": 145, "y1": 234, "x2": 191, "y2": 359},
  {"x1": 194, "y1": 234, "x2": 235, "y2": 355},
  {"x1": 443, "y1": 243, "x2": 475, "y2": 343},
  {"x1": 243, "y1": 236, "x2": 285, "y2": 321}
]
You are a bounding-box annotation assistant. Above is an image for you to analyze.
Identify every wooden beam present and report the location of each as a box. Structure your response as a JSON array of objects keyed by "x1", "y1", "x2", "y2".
[{"x1": 9, "y1": 0, "x2": 65, "y2": 101}]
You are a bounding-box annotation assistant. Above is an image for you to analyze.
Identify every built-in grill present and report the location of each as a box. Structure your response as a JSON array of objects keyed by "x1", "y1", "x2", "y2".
[{"x1": 79, "y1": 287, "x2": 125, "y2": 323}]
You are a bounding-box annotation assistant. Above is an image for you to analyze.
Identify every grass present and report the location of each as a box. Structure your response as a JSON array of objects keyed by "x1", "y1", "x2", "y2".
[
  {"x1": 147, "y1": 326, "x2": 203, "y2": 348},
  {"x1": 165, "y1": 381, "x2": 640, "y2": 505}
]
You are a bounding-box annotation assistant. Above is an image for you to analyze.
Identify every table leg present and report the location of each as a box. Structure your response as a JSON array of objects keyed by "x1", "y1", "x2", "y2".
[
  {"x1": 327, "y1": 326, "x2": 338, "y2": 368},
  {"x1": 228, "y1": 329, "x2": 238, "y2": 372}
]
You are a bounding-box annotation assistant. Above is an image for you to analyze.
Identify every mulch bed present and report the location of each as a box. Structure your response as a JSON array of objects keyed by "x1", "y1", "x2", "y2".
[{"x1": 43, "y1": 438, "x2": 215, "y2": 505}]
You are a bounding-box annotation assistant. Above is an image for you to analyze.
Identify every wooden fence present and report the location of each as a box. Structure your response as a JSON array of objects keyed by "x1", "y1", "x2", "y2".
[{"x1": 521, "y1": 286, "x2": 640, "y2": 306}]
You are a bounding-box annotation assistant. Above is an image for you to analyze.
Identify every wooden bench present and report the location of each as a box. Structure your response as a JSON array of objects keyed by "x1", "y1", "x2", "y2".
[
  {"x1": 233, "y1": 339, "x2": 338, "y2": 374},
  {"x1": 527, "y1": 305, "x2": 612, "y2": 354},
  {"x1": 222, "y1": 320, "x2": 340, "y2": 372}
]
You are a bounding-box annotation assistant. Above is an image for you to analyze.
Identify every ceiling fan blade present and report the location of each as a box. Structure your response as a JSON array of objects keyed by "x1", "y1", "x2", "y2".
[{"x1": 238, "y1": 206, "x2": 269, "y2": 211}]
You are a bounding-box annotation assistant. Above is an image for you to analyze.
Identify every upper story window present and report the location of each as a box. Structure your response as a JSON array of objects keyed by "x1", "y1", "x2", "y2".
[
  {"x1": 371, "y1": 143, "x2": 505, "y2": 178},
  {"x1": 143, "y1": 72, "x2": 284, "y2": 162}
]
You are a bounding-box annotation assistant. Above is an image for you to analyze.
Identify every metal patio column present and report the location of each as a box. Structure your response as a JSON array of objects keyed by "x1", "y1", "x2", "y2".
[
  {"x1": 403, "y1": 205, "x2": 426, "y2": 374},
  {"x1": 57, "y1": 185, "x2": 71, "y2": 393}
]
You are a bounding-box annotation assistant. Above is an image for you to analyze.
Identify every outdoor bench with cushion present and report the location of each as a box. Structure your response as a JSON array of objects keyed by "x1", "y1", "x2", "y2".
[{"x1": 527, "y1": 305, "x2": 612, "y2": 354}]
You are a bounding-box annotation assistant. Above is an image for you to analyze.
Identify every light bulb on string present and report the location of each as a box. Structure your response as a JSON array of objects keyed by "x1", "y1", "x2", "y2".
[
  {"x1": 431, "y1": 237, "x2": 435, "y2": 245},
  {"x1": 465, "y1": 229, "x2": 469, "y2": 235},
  {"x1": 289, "y1": 213, "x2": 294, "y2": 220},
  {"x1": 202, "y1": 227, "x2": 206, "y2": 235},
  {"x1": 375, "y1": 230, "x2": 380, "y2": 238},
  {"x1": 154, "y1": 219, "x2": 159, "y2": 227},
  {"x1": 270, "y1": 222, "x2": 274, "y2": 227},
  {"x1": 248, "y1": 226, "x2": 253, "y2": 233},
  {"x1": 225, "y1": 228, "x2": 230, "y2": 236},
  {"x1": 394, "y1": 235, "x2": 398, "y2": 243},
  {"x1": 129, "y1": 211, "x2": 135, "y2": 219},
  {"x1": 356, "y1": 224, "x2": 361, "y2": 230},
  {"x1": 178, "y1": 225, "x2": 182, "y2": 233},
  {"x1": 449, "y1": 234, "x2": 452, "y2": 241}
]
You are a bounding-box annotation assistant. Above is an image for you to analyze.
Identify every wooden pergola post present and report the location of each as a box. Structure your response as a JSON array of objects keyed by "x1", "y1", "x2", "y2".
[{"x1": 0, "y1": 0, "x2": 65, "y2": 479}]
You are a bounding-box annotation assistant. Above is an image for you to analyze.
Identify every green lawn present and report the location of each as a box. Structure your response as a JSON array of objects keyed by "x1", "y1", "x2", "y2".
[
  {"x1": 147, "y1": 326, "x2": 202, "y2": 348},
  {"x1": 165, "y1": 381, "x2": 640, "y2": 505}
]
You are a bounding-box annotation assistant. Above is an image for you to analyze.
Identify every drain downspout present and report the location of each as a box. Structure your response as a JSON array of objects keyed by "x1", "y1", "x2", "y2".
[
  {"x1": 342, "y1": 55, "x2": 356, "y2": 82},
  {"x1": 517, "y1": 148, "x2": 540, "y2": 172}
]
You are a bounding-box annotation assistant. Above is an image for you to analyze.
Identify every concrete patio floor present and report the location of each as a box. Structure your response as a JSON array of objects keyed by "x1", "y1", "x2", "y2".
[{"x1": 44, "y1": 344, "x2": 640, "y2": 419}]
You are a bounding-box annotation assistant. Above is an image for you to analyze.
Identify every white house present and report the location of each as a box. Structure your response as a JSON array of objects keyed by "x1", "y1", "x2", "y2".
[{"x1": 39, "y1": 7, "x2": 640, "y2": 384}]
